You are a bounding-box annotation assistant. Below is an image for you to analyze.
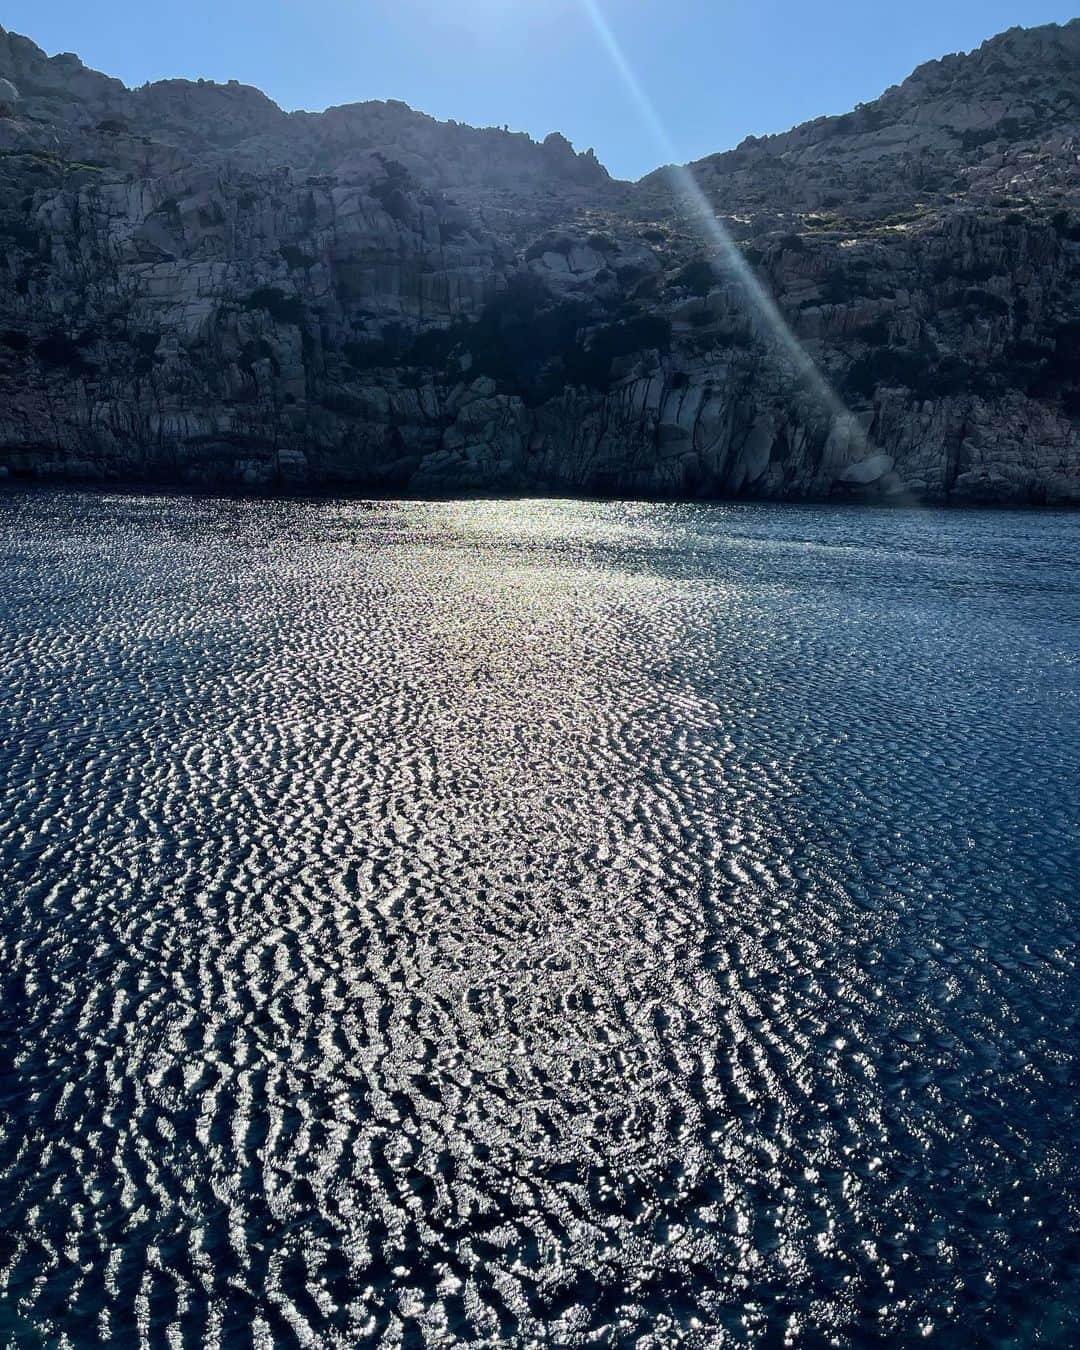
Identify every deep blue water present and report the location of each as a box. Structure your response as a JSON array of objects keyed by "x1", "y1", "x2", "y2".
[{"x1": 0, "y1": 491, "x2": 1077, "y2": 1346}]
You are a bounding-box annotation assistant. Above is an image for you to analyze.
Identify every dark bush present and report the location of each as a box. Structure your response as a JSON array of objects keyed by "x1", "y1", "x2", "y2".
[
  {"x1": 343, "y1": 326, "x2": 409, "y2": 372},
  {"x1": 34, "y1": 331, "x2": 92, "y2": 372},
  {"x1": 1051, "y1": 211, "x2": 1080, "y2": 243},
  {"x1": 371, "y1": 184, "x2": 412, "y2": 221},
  {"x1": 1, "y1": 330, "x2": 29, "y2": 352},
  {"x1": 4, "y1": 222, "x2": 40, "y2": 252},
  {"x1": 563, "y1": 315, "x2": 672, "y2": 392},
  {"x1": 961, "y1": 288, "x2": 1010, "y2": 317},
  {"x1": 854, "y1": 103, "x2": 887, "y2": 132},
  {"x1": 239, "y1": 338, "x2": 278, "y2": 375},
  {"x1": 846, "y1": 343, "x2": 977, "y2": 400},
  {"x1": 672, "y1": 257, "x2": 716, "y2": 296},
  {"x1": 960, "y1": 127, "x2": 999, "y2": 151},
  {"x1": 243, "y1": 288, "x2": 304, "y2": 325},
  {"x1": 615, "y1": 263, "x2": 648, "y2": 287},
  {"x1": 367, "y1": 158, "x2": 414, "y2": 222},
  {"x1": 524, "y1": 234, "x2": 576, "y2": 263},
  {"x1": 819, "y1": 270, "x2": 860, "y2": 305},
  {"x1": 856, "y1": 318, "x2": 891, "y2": 345},
  {"x1": 197, "y1": 202, "x2": 225, "y2": 230},
  {"x1": 1039, "y1": 320, "x2": 1080, "y2": 391},
  {"x1": 403, "y1": 274, "x2": 670, "y2": 401},
  {"x1": 961, "y1": 119, "x2": 1027, "y2": 153},
  {"x1": 933, "y1": 258, "x2": 996, "y2": 284},
  {"x1": 1003, "y1": 339, "x2": 1048, "y2": 364},
  {"x1": 454, "y1": 276, "x2": 586, "y2": 398},
  {"x1": 280, "y1": 244, "x2": 315, "y2": 269}
]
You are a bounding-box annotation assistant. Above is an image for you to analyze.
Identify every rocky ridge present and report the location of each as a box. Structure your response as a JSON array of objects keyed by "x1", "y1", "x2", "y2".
[{"x1": 0, "y1": 20, "x2": 1077, "y2": 503}]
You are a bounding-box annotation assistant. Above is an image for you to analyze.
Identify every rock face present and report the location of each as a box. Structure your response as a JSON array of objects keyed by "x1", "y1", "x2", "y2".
[{"x1": 0, "y1": 20, "x2": 1077, "y2": 502}]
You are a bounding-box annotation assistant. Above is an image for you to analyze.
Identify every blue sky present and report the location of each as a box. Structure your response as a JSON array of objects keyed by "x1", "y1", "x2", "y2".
[{"x1": 3, "y1": 1, "x2": 1075, "y2": 179}]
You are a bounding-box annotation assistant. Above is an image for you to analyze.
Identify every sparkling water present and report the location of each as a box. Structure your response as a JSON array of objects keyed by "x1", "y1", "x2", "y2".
[{"x1": 1, "y1": 492, "x2": 1077, "y2": 1345}]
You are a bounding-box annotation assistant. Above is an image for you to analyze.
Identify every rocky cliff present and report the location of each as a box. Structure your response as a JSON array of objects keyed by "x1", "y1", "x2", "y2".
[{"x1": 0, "y1": 20, "x2": 1077, "y2": 502}]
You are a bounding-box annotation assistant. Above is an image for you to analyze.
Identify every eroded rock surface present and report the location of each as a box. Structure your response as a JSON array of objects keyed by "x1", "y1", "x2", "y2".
[{"x1": 0, "y1": 20, "x2": 1077, "y2": 502}]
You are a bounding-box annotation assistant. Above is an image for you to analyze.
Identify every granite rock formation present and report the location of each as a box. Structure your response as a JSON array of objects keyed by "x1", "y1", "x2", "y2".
[{"x1": 0, "y1": 20, "x2": 1077, "y2": 503}]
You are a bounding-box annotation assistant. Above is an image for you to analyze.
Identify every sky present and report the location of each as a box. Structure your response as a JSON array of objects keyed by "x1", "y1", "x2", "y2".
[{"x1": 3, "y1": 1, "x2": 1076, "y2": 180}]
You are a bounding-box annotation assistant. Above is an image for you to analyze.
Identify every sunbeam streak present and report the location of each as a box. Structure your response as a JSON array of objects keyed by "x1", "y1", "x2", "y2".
[{"x1": 579, "y1": 0, "x2": 870, "y2": 456}]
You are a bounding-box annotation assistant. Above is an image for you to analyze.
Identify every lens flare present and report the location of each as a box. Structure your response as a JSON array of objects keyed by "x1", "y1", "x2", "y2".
[{"x1": 579, "y1": 0, "x2": 870, "y2": 458}]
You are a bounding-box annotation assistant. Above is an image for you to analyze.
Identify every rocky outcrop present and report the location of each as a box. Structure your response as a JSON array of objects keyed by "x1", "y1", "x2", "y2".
[{"x1": 0, "y1": 20, "x2": 1077, "y2": 503}]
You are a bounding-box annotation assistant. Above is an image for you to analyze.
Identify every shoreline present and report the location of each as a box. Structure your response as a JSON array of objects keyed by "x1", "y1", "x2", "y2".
[{"x1": 2, "y1": 474, "x2": 1077, "y2": 514}]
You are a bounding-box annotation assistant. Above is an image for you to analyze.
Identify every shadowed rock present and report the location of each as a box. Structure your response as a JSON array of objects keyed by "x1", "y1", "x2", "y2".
[{"x1": 0, "y1": 19, "x2": 1077, "y2": 503}]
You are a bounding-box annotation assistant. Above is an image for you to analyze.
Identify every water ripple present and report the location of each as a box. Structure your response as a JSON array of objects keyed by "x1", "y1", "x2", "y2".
[{"x1": 0, "y1": 492, "x2": 1077, "y2": 1346}]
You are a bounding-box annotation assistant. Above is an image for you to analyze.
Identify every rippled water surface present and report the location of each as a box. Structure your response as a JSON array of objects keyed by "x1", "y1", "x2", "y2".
[{"x1": 1, "y1": 491, "x2": 1078, "y2": 1347}]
